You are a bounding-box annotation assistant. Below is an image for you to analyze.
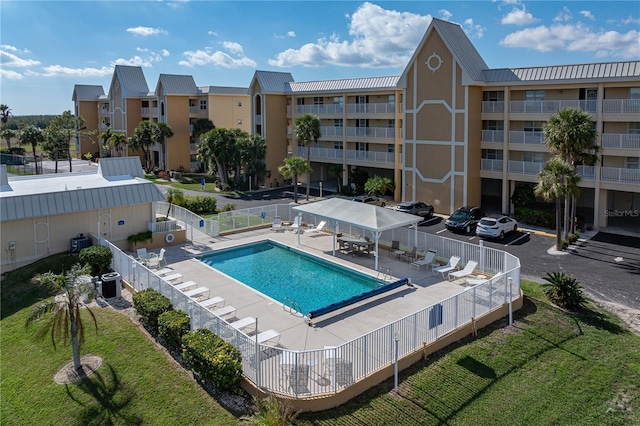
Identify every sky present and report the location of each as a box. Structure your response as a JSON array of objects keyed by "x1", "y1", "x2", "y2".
[{"x1": 1, "y1": 0, "x2": 639, "y2": 115}]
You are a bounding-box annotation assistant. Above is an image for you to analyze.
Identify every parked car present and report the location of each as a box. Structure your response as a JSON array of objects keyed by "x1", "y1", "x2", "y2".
[
  {"x1": 476, "y1": 215, "x2": 519, "y2": 240},
  {"x1": 396, "y1": 201, "x2": 434, "y2": 218},
  {"x1": 352, "y1": 195, "x2": 386, "y2": 207},
  {"x1": 444, "y1": 206, "x2": 485, "y2": 233}
]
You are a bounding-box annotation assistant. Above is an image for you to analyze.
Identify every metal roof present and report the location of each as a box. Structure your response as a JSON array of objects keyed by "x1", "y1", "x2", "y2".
[
  {"x1": 0, "y1": 158, "x2": 164, "y2": 221},
  {"x1": 288, "y1": 76, "x2": 400, "y2": 93},
  {"x1": 114, "y1": 65, "x2": 149, "y2": 97},
  {"x1": 156, "y1": 74, "x2": 198, "y2": 95},
  {"x1": 199, "y1": 86, "x2": 249, "y2": 95},
  {"x1": 97, "y1": 157, "x2": 145, "y2": 179},
  {"x1": 432, "y1": 18, "x2": 488, "y2": 82},
  {"x1": 483, "y1": 61, "x2": 640, "y2": 83},
  {"x1": 251, "y1": 71, "x2": 295, "y2": 94},
  {"x1": 72, "y1": 85, "x2": 105, "y2": 101}
]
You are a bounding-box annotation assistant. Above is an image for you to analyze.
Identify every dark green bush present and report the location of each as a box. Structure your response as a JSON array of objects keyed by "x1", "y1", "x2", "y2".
[
  {"x1": 78, "y1": 245, "x2": 113, "y2": 275},
  {"x1": 158, "y1": 309, "x2": 191, "y2": 351},
  {"x1": 542, "y1": 271, "x2": 586, "y2": 311},
  {"x1": 132, "y1": 289, "x2": 173, "y2": 332},
  {"x1": 221, "y1": 203, "x2": 236, "y2": 212},
  {"x1": 182, "y1": 328, "x2": 243, "y2": 391},
  {"x1": 515, "y1": 207, "x2": 555, "y2": 228},
  {"x1": 127, "y1": 231, "x2": 153, "y2": 247},
  {"x1": 176, "y1": 195, "x2": 217, "y2": 214},
  {"x1": 568, "y1": 232, "x2": 580, "y2": 245}
]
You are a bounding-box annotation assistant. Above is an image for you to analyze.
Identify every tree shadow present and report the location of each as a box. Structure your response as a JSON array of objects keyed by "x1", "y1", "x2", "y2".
[
  {"x1": 573, "y1": 305, "x2": 627, "y2": 335},
  {"x1": 65, "y1": 363, "x2": 142, "y2": 425},
  {"x1": 456, "y1": 355, "x2": 497, "y2": 379}
]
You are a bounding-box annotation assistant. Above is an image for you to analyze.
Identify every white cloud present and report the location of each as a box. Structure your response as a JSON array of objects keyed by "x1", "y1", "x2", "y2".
[
  {"x1": 579, "y1": 10, "x2": 595, "y2": 21},
  {"x1": 1, "y1": 44, "x2": 18, "y2": 52},
  {"x1": 501, "y1": 7, "x2": 539, "y2": 25},
  {"x1": 111, "y1": 55, "x2": 155, "y2": 67},
  {"x1": 439, "y1": 9, "x2": 453, "y2": 20},
  {"x1": 269, "y1": 2, "x2": 432, "y2": 68},
  {"x1": 462, "y1": 18, "x2": 485, "y2": 38},
  {"x1": 0, "y1": 49, "x2": 41, "y2": 67},
  {"x1": 500, "y1": 24, "x2": 640, "y2": 58},
  {"x1": 554, "y1": 6, "x2": 572, "y2": 23},
  {"x1": 208, "y1": 30, "x2": 218, "y2": 36},
  {"x1": 126, "y1": 26, "x2": 167, "y2": 36},
  {"x1": 179, "y1": 47, "x2": 256, "y2": 68},
  {"x1": 0, "y1": 68, "x2": 24, "y2": 80},
  {"x1": 41, "y1": 64, "x2": 113, "y2": 77},
  {"x1": 622, "y1": 15, "x2": 640, "y2": 25},
  {"x1": 222, "y1": 41, "x2": 243, "y2": 55},
  {"x1": 161, "y1": 49, "x2": 170, "y2": 57},
  {"x1": 287, "y1": 31, "x2": 296, "y2": 38}
]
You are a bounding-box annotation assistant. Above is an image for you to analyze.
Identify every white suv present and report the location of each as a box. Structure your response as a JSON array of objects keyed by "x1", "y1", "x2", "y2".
[{"x1": 476, "y1": 215, "x2": 518, "y2": 240}]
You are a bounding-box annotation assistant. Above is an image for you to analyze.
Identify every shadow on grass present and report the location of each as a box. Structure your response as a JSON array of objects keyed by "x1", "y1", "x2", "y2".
[
  {"x1": 457, "y1": 356, "x2": 497, "y2": 379},
  {"x1": 65, "y1": 363, "x2": 142, "y2": 425},
  {"x1": 574, "y1": 305, "x2": 627, "y2": 335}
]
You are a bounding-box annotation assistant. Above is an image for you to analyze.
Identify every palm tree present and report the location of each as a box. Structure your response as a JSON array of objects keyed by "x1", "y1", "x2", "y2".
[
  {"x1": 107, "y1": 132, "x2": 128, "y2": 157},
  {"x1": 294, "y1": 114, "x2": 321, "y2": 201},
  {"x1": 130, "y1": 121, "x2": 155, "y2": 171},
  {"x1": 1, "y1": 128, "x2": 16, "y2": 151},
  {"x1": 200, "y1": 128, "x2": 237, "y2": 185},
  {"x1": 0, "y1": 104, "x2": 12, "y2": 148},
  {"x1": 48, "y1": 111, "x2": 86, "y2": 173},
  {"x1": 237, "y1": 132, "x2": 267, "y2": 189},
  {"x1": 543, "y1": 108, "x2": 598, "y2": 236},
  {"x1": 278, "y1": 156, "x2": 311, "y2": 203},
  {"x1": 535, "y1": 158, "x2": 580, "y2": 251},
  {"x1": 165, "y1": 187, "x2": 185, "y2": 220},
  {"x1": 18, "y1": 125, "x2": 44, "y2": 174},
  {"x1": 98, "y1": 128, "x2": 113, "y2": 157},
  {"x1": 153, "y1": 122, "x2": 174, "y2": 170},
  {"x1": 365, "y1": 175, "x2": 394, "y2": 197},
  {"x1": 329, "y1": 164, "x2": 344, "y2": 193},
  {"x1": 26, "y1": 263, "x2": 98, "y2": 371}
]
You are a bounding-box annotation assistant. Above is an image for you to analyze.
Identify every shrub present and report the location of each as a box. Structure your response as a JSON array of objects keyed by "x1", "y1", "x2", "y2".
[
  {"x1": 541, "y1": 271, "x2": 586, "y2": 311},
  {"x1": 242, "y1": 395, "x2": 299, "y2": 425},
  {"x1": 568, "y1": 232, "x2": 580, "y2": 245},
  {"x1": 78, "y1": 245, "x2": 113, "y2": 276},
  {"x1": 176, "y1": 195, "x2": 217, "y2": 214},
  {"x1": 182, "y1": 328, "x2": 243, "y2": 391},
  {"x1": 127, "y1": 231, "x2": 153, "y2": 250},
  {"x1": 158, "y1": 309, "x2": 191, "y2": 351},
  {"x1": 221, "y1": 203, "x2": 236, "y2": 212},
  {"x1": 515, "y1": 207, "x2": 555, "y2": 228},
  {"x1": 561, "y1": 239, "x2": 569, "y2": 250},
  {"x1": 132, "y1": 289, "x2": 173, "y2": 332}
]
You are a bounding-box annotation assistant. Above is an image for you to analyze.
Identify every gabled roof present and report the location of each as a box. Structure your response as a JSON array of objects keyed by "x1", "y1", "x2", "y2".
[
  {"x1": 399, "y1": 18, "x2": 488, "y2": 87},
  {"x1": 72, "y1": 85, "x2": 105, "y2": 101},
  {"x1": 250, "y1": 70, "x2": 295, "y2": 94},
  {"x1": 113, "y1": 65, "x2": 149, "y2": 97},
  {"x1": 156, "y1": 74, "x2": 198, "y2": 95},
  {"x1": 483, "y1": 61, "x2": 640, "y2": 84},
  {"x1": 0, "y1": 158, "x2": 164, "y2": 221},
  {"x1": 199, "y1": 86, "x2": 249, "y2": 95},
  {"x1": 288, "y1": 75, "x2": 400, "y2": 94}
]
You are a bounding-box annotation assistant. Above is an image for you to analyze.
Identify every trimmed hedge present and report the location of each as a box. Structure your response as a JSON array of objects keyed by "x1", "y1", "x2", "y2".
[
  {"x1": 177, "y1": 195, "x2": 217, "y2": 215},
  {"x1": 182, "y1": 328, "x2": 243, "y2": 391},
  {"x1": 158, "y1": 309, "x2": 191, "y2": 352},
  {"x1": 132, "y1": 289, "x2": 173, "y2": 332},
  {"x1": 515, "y1": 207, "x2": 555, "y2": 229},
  {"x1": 78, "y1": 245, "x2": 113, "y2": 276}
]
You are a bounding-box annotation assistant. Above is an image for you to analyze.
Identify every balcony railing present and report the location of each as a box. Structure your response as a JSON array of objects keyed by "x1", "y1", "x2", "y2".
[
  {"x1": 288, "y1": 103, "x2": 397, "y2": 115},
  {"x1": 190, "y1": 161, "x2": 201, "y2": 171},
  {"x1": 602, "y1": 99, "x2": 640, "y2": 114},
  {"x1": 601, "y1": 133, "x2": 640, "y2": 149},
  {"x1": 295, "y1": 147, "x2": 395, "y2": 163},
  {"x1": 481, "y1": 129, "x2": 504, "y2": 142},
  {"x1": 508, "y1": 161, "x2": 544, "y2": 175},
  {"x1": 577, "y1": 165, "x2": 595, "y2": 179},
  {"x1": 345, "y1": 126, "x2": 395, "y2": 139},
  {"x1": 189, "y1": 143, "x2": 197, "y2": 152},
  {"x1": 99, "y1": 123, "x2": 110, "y2": 130},
  {"x1": 482, "y1": 101, "x2": 505, "y2": 113},
  {"x1": 510, "y1": 100, "x2": 597, "y2": 114},
  {"x1": 345, "y1": 103, "x2": 396, "y2": 114},
  {"x1": 141, "y1": 107, "x2": 158, "y2": 116},
  {"x1": 319, "y1": 126, "x2": 344, "y2": 137},
  {"x1": 296, "y1": 146, "x2": 343, "y2": 161},
  {"x1": 601, "y1": 167, "x2": 640, "y2": 184},
  {"x1": 98, "y1": 107, "x2": 109, "y2": 116},
  {"x1": 147, "y1": 219, "x2": 181, "y2": 233},
  {"x1": 189, "y1": 106, "x2": 198, "y2": 114},
  {"x1": 481, "y1": 158, "x2": 504, "y2": 172},
  {"x1": 509, "y1": 131, "x2": 544, "y2": 144}
]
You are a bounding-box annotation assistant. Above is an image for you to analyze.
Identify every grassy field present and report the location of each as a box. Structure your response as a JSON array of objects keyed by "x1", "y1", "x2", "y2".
[{"x1": 2, "y1": 254, "x2": 639, "y2": 425}]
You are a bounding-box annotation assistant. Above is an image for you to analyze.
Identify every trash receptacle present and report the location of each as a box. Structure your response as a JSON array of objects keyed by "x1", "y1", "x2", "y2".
[{"x1": 100, "y1": 272, "x2": 121, "y2": 298}]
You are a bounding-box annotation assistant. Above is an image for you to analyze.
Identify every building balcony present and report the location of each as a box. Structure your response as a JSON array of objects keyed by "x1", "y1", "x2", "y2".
[
  {"x1": 509, "y1": 131, "x2": 544, "y2": 145},
  {"x1": 601, "y1": 167, "x2": 640, "y2": 184},
  {"x1": 510, "y1": 100, "x2": 597, "y2": 114},
  {"x1": 601, "y1": 133, "x2": 640, "y2": 150},
  {"x1": 508, "y1": 160, "x2": 544, "y2": 175},
  {"x1": 98, "y1": 107, "x2": 110, "y2": 116},
  {"x1": 481, "y1": 158, "x2": 504, "y2": 172},
  {"x1": 319, "y1": 126, "x2": 344, "y2": 137},
  {"x1": 576, "y1": 165, "x2": 596, "y2": 180},
  {"x1": 602, "y1": 99, "x2": 640, "y2": 114},
  {"x1": 482, "y1": 101, "x2": 504, "y2": 114},
  {"x1": 99, "y1": 123, "x2": 110, "y2": 130},
  {"x1": 481, "y1": 129, "x2": 504, "y2": 142},
  {"x1": 141, "y1": 107, "x2": 158, "y2": 116},
  {"x1": 189, "y1": 106, "x2": 198, "y2": 114},
  {"x1": 189, "y1": 143, "x2": 197, "y2": 152},
  {"x1": 345, "y1": 126, "x2": 395, "y2": 139},
  {"x1": 295, "y1": 146, "x2": 394, "y2": 164},
  {"x1": 288, "y1": 103, "x2": 397, "y2": 115}
]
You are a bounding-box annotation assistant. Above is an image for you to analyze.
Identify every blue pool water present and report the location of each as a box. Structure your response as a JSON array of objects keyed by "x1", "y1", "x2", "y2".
[{"x1": 198, "y1": 241, "x2": 383, "y2": 315}]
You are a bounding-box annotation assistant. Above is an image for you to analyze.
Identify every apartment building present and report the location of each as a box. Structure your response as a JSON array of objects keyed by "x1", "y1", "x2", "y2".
[
  {"x1": 250, "y1": 18, "x2": 639, "y2": 230},
  {"x1": 73, "y1": 65, "x2": 250, "y2": 172}
]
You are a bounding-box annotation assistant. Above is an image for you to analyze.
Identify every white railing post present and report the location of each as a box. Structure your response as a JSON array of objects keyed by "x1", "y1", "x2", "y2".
[{"x1": 508, "y1": 277, "x2": 513, "y2": 326}]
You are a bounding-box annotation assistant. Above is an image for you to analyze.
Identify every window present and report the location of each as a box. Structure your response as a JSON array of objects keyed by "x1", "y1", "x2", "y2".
[
  {"x1": 357, "y1": 119, "x2": 368, "y2": 127},
  {"x1": 630, "y1": 88, "x2": 640, "y2": 100},
  {"x1": 237, "y1": 101, "x2": 242, "y2": 107},
  {"x1": 333, "y1": 96, "x2": 343, "y2": 105},
  {"x1": 484, "y1": 149, "x2": 503, "y2": 160},
  {"x1": 387, "y1": 144, "x2": 395, "y2": 153},
  {"x1": 388, "y1": 94, "x2": 395, "y2": 104},
  {"x1": 200, "y1": 100, "x2": 207, "y2": 110},
  {"x1": 626, "y1": 157, "x2": 639, "y2": 169},
  {"x1": 334, "y1": 119, "x2": 343, "y2": 128},
  {"x1": 525, "y1": 90, "x2": 545, "y2": 101},
  {"x1": 523, "y1": 121, "x2": 543, "y2": 132},
  {"x1": 523, "y1": 152, "x2": 545, "y2": 163},
  {"x1": 356, "y1": 142, "x2": 368, "y2": 151},
  {"x1": 334, "y1": 141, "x2": 343, "y2": 150},
  {"x1": 313, "y1": 97, "x2": 324, "y2": 105},
  {"x1": 483, "y1": 91, "x2": 504, "y2": 101},
  {"x1": 388, "y1": 119, "x2": 395, "y2": 128},
  {"x1": 483, "y1": 120, "x2": 504, "y2": 130},
  {"x1": 629, "y1": 123, "x2": 640, "y2": 135},
  {"x1": 296, "y1": 98, "x2": 304, "y2": 105}
]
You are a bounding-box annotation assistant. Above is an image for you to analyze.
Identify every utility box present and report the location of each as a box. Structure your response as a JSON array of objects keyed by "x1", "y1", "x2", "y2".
[
  {"x1": 70, "y1": 234, "x2": 89, "y2": 254},
  {"x1": 100, "y1": 272, "x2": 121, "y2": 299}
]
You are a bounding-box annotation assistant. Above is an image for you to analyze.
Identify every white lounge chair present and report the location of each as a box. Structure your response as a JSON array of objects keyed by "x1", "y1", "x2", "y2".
[
  {"x1": 146, "y1": 248, "x2": 166, "y2": 269},
  {"x1": 289, "y1": 216, "x2": 302, "y2": 233},
  {"x1": 449, "y1": 260, "x2": 479, "y2": 281},
  {"x1": 271, "y1": 216, "x2": 284, "y2": 232},
  {"x1": 155, "y1": 268, "x2": 173, "y2": 276},
  {"x1": 410, "y1": 250, "x2": 437, "y2": 270},
  {"x1": 231, "y1": 316, "x2": 257, "y2": 331},
  {"x1": 199, "y1": 296, "x2": 225, "y2": 309},
  {"x1": 211, "y1": 305, "x2": 237, "y2": 317},
  {"x1": 162, "y1": 273, "x2": 183, "y2": 283},
  {"x1": 183, "y1": 286, "x2": 210, "y2": 299},
  {"x1": 466, "y1": 272, "x2": 504, "y2": 287},
  {"x1": 256, "y1": 329, "x2": 281, "y2": 344},
  {"x1": 433, "y1": 256, "x2": 461, "y2": 278},
  {"x1": 173, "y1": 281, "x2": 197, "y2": 291},
  {"x1": 304, "y1": 221, "x2": 326, "y2": 234}
]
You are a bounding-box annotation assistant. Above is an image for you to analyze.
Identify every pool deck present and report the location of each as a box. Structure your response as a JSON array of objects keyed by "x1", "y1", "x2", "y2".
[{"x1": 155, "y1": 228, "x2": 472, "y2": 351}]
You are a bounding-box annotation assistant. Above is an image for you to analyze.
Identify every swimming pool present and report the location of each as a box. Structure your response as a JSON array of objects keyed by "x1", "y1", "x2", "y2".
[{"x1": 198, "y1": 240, "x2": 385, "y2": 315}]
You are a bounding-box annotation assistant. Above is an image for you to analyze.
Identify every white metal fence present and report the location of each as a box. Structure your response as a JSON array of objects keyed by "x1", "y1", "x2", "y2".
[{"x1": 105, "y1": 203, "x2": 521, "y2": 398}]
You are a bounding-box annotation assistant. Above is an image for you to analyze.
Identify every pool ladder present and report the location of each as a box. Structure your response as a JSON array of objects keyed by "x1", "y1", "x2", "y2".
[
  {"x1": 377, "y1": 267, "x2": 392, "y2": 281},
  {"x1": 283, "y1": 297, "x2": 302, "y2": 316}
]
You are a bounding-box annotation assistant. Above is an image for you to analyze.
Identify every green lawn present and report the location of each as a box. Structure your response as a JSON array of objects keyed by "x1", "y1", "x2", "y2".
[{"x1": 2, "y1": 255, "x2": 639, "y2": 425}]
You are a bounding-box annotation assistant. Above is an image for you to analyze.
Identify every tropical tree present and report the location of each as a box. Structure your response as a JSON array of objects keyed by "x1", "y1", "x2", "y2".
[
  {"x1": 541, "y1": 271, "x2": 586, "y2": 311},
  {"x1": 41, "y1": 126, "x2": 67, "y2": 173},
  {"x1": 543, "y1": 108, "x2": 598, "y2": 236},
  {"x1": 107, "y1": 132, "x2": 128, "y2": 157},
  {"x1": 237, "y1": 132, "x2": 267, "y2": 190},
  {"x1": 153, "y1": 121, "x2": 174, "y2": 170},
  {"x1": 200, "y1": 128, "x2": 237, "y2": 185},
  {"x1": 129, "y1": 121, "x2": 155, "y2": 171},
  {"x1": 165, "y1": 187, "x2": 185, "y2": 220},
  {"x1": 192, "y1": 118, "x2": 215, "y2": 138},
  {"x1": 18, "y1": 125, "x2": 44, "y2": 174},
  {"x1": 535, "y1": 158, "x2": 580, "y2": 251},
  {"x1": 329, "y1": 164, "x2": 344, "y2": 192},
  {"x1": 294, "y1": 114, "x2": 321, "y2": 201},
  {"x1": 278, "y1": 156, "x2": 311, "y2": 203},
  {"x1": 1, "y1": 128, "x2": 17, "y2": 150},
  {"x1": 365, "y1": 175, "x2": 394, "y2": 197},
  {"x1": 26, "y1": 263, "x2": 98, "y2": 371},
  {"x1": 49, "y1": 110, "x2": 86, "y2": 173},
  {"x1": 98, "y1": 128, "x2": 113, "y2": 157},
  {"x1": 1, "y1": 104, "x2": 12, "y2": 147}
]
